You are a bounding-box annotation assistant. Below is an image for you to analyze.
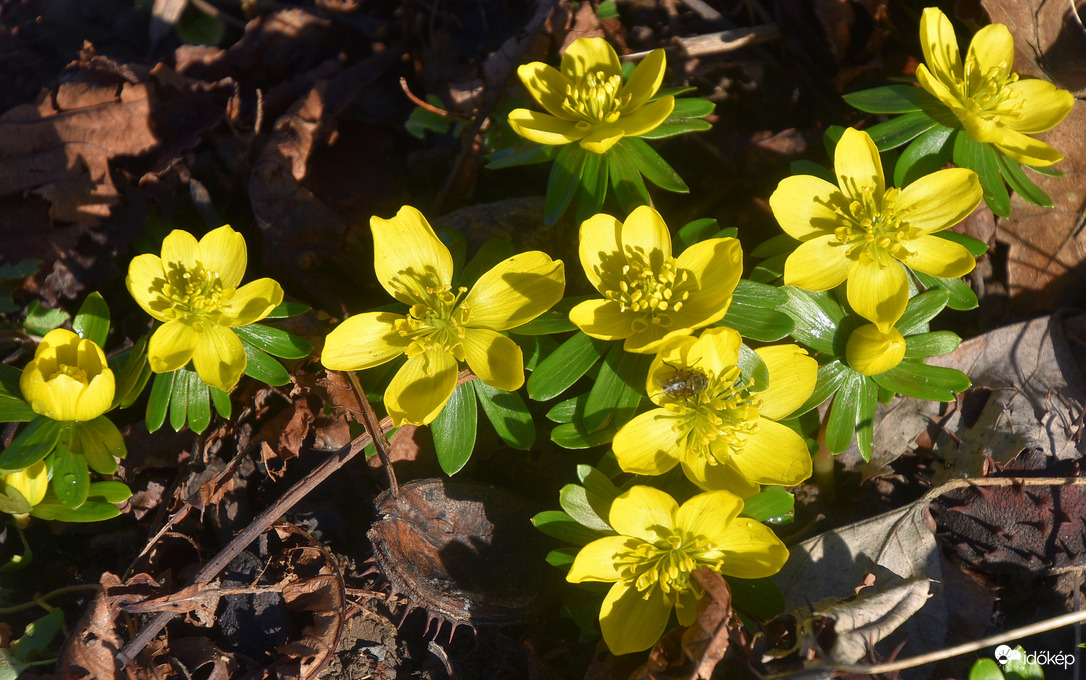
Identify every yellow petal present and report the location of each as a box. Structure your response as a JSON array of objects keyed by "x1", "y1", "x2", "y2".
[
  {"x1": 915, "y1": 63, "x2": 960, "y2": 111},
  {"x1": 783, "y1": 234, "x2": 851, "y2": 291},
  {"x1": 578, "y1": 124, "x2": 626, "y2": 154},
  {"x1": 612, "y1": 409, "x2": 683, "y2": 475},
  {"x1": 461, "y1": 329, "x2": 524, "y2": 391},
  {"x1": 160, "y1": 229, "x2": 201, "y2": 271},
  {"x1": 919, "y1": 8, "x2": 962, "y2": 83},
  {"x1": 462, "y1": 252, "x2": 564, "y2": 330},
  {"x1": 148, "y1": 319, "x2": 201, "y2": 373},
  {"x1": 321, "y1": 312, "x2": 410, "y2": 371},
  {"x1": 126, "y1": 254, "x2": 172, "y2": 322},
  {"x1": 847, "y1": 255, "x2": 908, "y2": 332},
  {"x1": 197, "y1": 225, "x2": 247, "y2": 289},
  {"x1": 561, "y1": 37, "x2": 621, "y2": 80},
  {"x1": 508, "y1": 109, "x2": 589, "y2": 146},
  {"x1": 620, "y1": 48, "x2": 667, "y2": 111},
  {"x1": 687, "y1": 326, "x2": 742, "y2": 374},
  {"x1": 621, "y1": 205, "x2": 673, "y2": 263},
  {"x1": 74, "y1": 372, "x2": 115, "y2": 422},
  {"x1": 993, "y1": 129, "x2": 1065, "y2": 167},
  {"x1": 769, "y1": 175, "x2": 843, "y2": 240},
  {"x1": 834, "y1": 128, "x2": 883, "y2": 200},
  {"x1": 384, "y1": 349, "x2": 458, "y2": 426},
  {"x1": 371, "y1": 206, "x2": 453, "y2": 306},
  {"x1": 41, "y1": 374, "x2": 85, "y2": 421},
  {"x1": 730, "y1": 418, "x2": 813, "y2": 487},
  {"x1": 675, "y1": 588, "x2": 702, "y2": 628},
  {"x1": 608, "y1": 485, "x2": 677, "y2": 542},
  {"x1": 569, "y1": 299, "x2": 634, "y2": 341},
  {"x1": 681, "y1": 456, "x2": 761, "y2": 497},
  {"x1": 966, "y1": 23, "x2": 1014, "y2": 83},
  {"x1": 5, "y1": 460, "x2": 48, "y2": 506},
  {"x1": 567, "y1": 536, "x2": 638, "y2": 583},
  {"x1": 517, "y1": 62, "x2": 573, "y2": 118},
  {"x1": 613, "y1": 96, "x2": 674, "y2": 137},
  {"x1": 577, "y1": 212, "x2": 624, "y2": 292},
  {"x1": 1003, "y1": 80, "x2": 1075, "y2": 134},
  {"x1": 220, "y1": 279, "x2": 284, "y2": 327},
  {"x1": 18, "y1": 362, "x2": 48, "y2": 416},
  {"x1": 600, "y1": 581, "x2": 670, "y2": 655},
  {"x1": 715, "y1": 518, "x2": 790, "y2": 579},
  {"x1": 672, "y1": 237, "x2": 743, "y2": 328},
  {"x1": 674, "y1": 490, "x2": 744, "y2": 546},
  {"x1": 623, "y1": 324, "x2": 692, "y2": 355},
  {"x1": 846, "y1": 324, "x2": 906, "y2": 376},
  {"x1": 192, "y1": 325, "x2": 247, "y2": 392},
  {"x1": 898, "y1": 234, "x2": 976, "y2": 279},
  {"x1": 754, "y1": 344, "x2": 817, "y2": 421},
  {"x1": 896, "y1": 167, "x2": 981, "y2": 235}
]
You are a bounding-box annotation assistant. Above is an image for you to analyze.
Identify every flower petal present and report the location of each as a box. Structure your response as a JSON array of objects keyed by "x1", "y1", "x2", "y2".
[
  {"x1": 461, "y1": 329, "x2": 524, "y2": 391},
  {"x1": 915, "y1": 64, "x2": 960, "y2": 111},
  {"x1": 74, "y1": 372, "x2": 115, "y2": 422},
  {"x1": 847, "y1": 255, "x2": 909, "y2": 332},
  {"x1": 624, "y1": 325, "x2": 693, "y2": 355},
  {"x1": 579, "y1": 124, "x2": 626, "y2": 154},
  {"x1": 687, "y1": 326, "x2": 742, "y2": 375},
  {"x1": 897, "y1": 167, "x2": 982, "y2": 234},
  {"x1": 672, "y1": 237, "x2": 743, "y2": 329},
  {"x1": 384, "y1": 349, "x2": 458, "y2": 426},
  {"x1": 919, "y1": 8, "x2": 962, "y2": 84},
  {"x1": 160, "y1": 229, "x2": 201, "y2": 271},
  {"x1": 898, "y1": 234, "x2": 976, "y2": 279},
  {"x1": 569, "y1": 299, "x2": 634, "y2": 341},
  {"x1": 321, "y1": 312, "x2": 410, "y2": 371},
  {"x1": 783, "y1": 235, "x2": 851, "y2": 291},
  {"x1": 622, "y1": 205, "x2": 673, "y2": 260},
  {"x1": 192, "y1": 324, "x2": 247, "y2": 392},
  {"x1": 716, "y1": 518, "x2": 790, "y2": 579},
  {"x1": 609, "y1": 485, "x2": 677, "y2": 542},
  {"x1": 567, "y1": 536, "x2": 638, "y2": 583},
  {"x1": 675, "y1": 490, "x2": 744, "y2": 546},
  {"x1": 517, "y1": 62, "x2": 573, "y2": 118},
  {"x1": 769, "y1": 175, "x2": 843, "y2": 240},
  {"x1": 613, "y1": 409, "x2": 683, "y2": 475},
  {"x1": 993, "y1": 128, "x2": 1065, "y2": 167},
  {"x1": 578, "y1": 213, "x2": 624, "y2": 292},
  {"x1": 754, "y1": 344, "x2": 817, "y2": 421},
  {"x1": 561, "y1": 37, "x2": 621, "y2": 80},
  {"x1": 371, "y1": 205, "x2": 453, "y2": 305},
  {"x1": 1003, "y1": 80, "x2": 1075, "y2": 134},
  {"x1": 620, "y1": 48, "x2": 667, "y2": 111},
  {"x1": 197, "y1": 225, "x2": 247, "y2": 288},
  {"x1": 220, "y1": 279, "x2": 284, "y2": 327},
  {"x1": 508, "y1": 109, "x2": 589, "y2": 146},
  {"x1": 5, "y1": 460, "x2": 48, "y2": 506},
  {"x1": 613, "y1": 96, "x2": 674, "y2": 137},
  {"x1": 730, "y1": 418, "x2": 813, "y2": 487},
  {"x1": 126, "y1": 254, "x2": 172, "y2": 322},
  {"x1": 148, "y1": 319, "x2": 200, "y2": 374},
  {"x1": 462, "y1": 252, "x2": 565, "y2": 330},
  {"x1": 835, "y1": 128, "x2": 884, "y2": 200},
  {"x1": 966, "y1": 23, "x2": 1014, "y2": 84},
  {"x1": 600, "y1": 581, "x2": 670, "y2": 655},
  {"x1": 682, "y1": 457, "x2": 761, "y2": 497}
]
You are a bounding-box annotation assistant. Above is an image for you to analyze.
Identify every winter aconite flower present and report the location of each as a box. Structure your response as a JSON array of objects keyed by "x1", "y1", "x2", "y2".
[
  {"x1": 126, "y1": 226, "x2": 284, "y2": 392},
  {"x1": 916, "y1": 7, "x2": 1074, "y2": 167},
  {"x1": 567, "y1": 485, "x2": 788, "y2": 655},
  {"x1": 321, "y1": 205, "x2": 565, "y2": 427},
  {"x1": 20, "y1": 329, "x2": 115, "y2": 422},
  {"x1": 508, "y1": 37, "x2": 674, "y2": 154},
  {"x1": 771, "y1": 127, "x2": 983, "y2": 332},
  {"x1": 570, "y1": 206, "x2": 742, "y2": 354},
  {"x1": 845, "y1": 324, "x2": 906, "y2": 376},
  {"x1": 612, "y1": 327, "x2": 816, "y2": 497},
  {"x1": 0, "y1": 461, "x2": 47, "y2": 525}
]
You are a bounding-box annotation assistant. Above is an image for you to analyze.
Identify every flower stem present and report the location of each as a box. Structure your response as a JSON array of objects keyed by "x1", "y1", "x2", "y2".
[{"x1": 813, "y1": 411, "x2": 835, "y2": 497}]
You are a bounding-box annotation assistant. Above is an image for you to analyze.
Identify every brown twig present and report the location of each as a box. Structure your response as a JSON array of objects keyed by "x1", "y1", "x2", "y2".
[
  {"x1": 398, "y1": 78, "x2": 469, "y2": 120},
  {"x1": 344, "y1": 370, "x2": 399, "y2": 497}
]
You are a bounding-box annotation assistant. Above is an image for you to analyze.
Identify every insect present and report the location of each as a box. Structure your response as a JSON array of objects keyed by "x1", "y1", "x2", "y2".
[{"x1": 656, "y1": 366, "x2": 709, "y2": 399}]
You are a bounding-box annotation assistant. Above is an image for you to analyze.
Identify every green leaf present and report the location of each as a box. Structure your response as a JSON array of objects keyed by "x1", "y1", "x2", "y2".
[
  {"x1": 1026, "y1": 164, "x2": 1063, "y2": 178},
  {"x1": 825, "y1": 371, "x2": 865, "y2": 453},
  {"x1": 934, "y1": 230, "x2": 988, "y2": 256},
  {"x1": 431, "y1": 381, "x2": 477, "y2": 475},
  {"x1": 873, "y1": 361, "x2": 970, "y2": 401},
  {"x1": 854, "y1": 375, "x2": 877, "y2": 461},
  {"x1": 31, "y1": 496, "x2": 121, "y2": 523},
  {"x1": 546, "y1": 547, "x2": 578, "y2": 568},
  {"x1": 187, "y1": 374, "x2": 212, "y2": 434},
  {"x1": 485, "y1": 143, "x2": 557, "y2": 170},
  {"x1": 241, "y1": 341, "x2": 291, "y2": 386},
  {"x1": 597, "y1": 0, "x2": 619, "y2": 19},
  {"x1": 617, "y1": 137, "x2": 689, "y2": 193},
  {"x1": 780, "y1": 287, "x2": 845, "y2": 355},
  {"x1": 865, "y1": 110, "x2": 942, "y2": 151},
  {"x1": 265, "y1": 301, "x2": 311, "y2": 319},
  {"x1": 792, "y1": 360, "x2": 852, "y2": 417},
  {"x1": 546, "y1": 393, "x2": 586, "y2": 423},
  {"x1": 577, "y1": 464, "x2": 623, "y2": 503},
  {"x1": 0, "y1": 364, "x2": 36, "y2": 422},
  {"x1": 210, "y1": 386, "x2": 231, "y2": 419},
  {"x1": 718, "y1": 302, "x2": 795, "y2": 342},
  {"x1": 527, "y1": 332, "x2": 610, "y2": 401},
  {"x1": 437, "y1": 227, "x2": 466, "y2": 276},
  {"x1": 558, "y1": 483, "x2": 612, "y2": 531},
  {"x1": 111, "y1": 335, "x2": 152, "y2": 410},
  {"x1": 607, "y1": 145, "x2": 651, "y2": 211},
  {"x1": 458, "y1": 239, "x2": 516, "y2": 290},
  {"x1": 146, "y1": 370, "x2": 174, "y2": 433},
  {"x1": 72, "y1": 292, "x2": 110, "y2": 347},
  {"x1": 0, "y1": 417, "x2": 63, "y2": 472},
  {"x1": 895, "y1": 289, "x2": 949, "y2": 335},
  {"x1": 583, "y1": 344, "x2": 650, "y2": 432},
  {"x1": 8, "y1": 609, "x2": 65, "y2": 661},
  {"x1": 85, "y1": 480, "x2": 132, "y2": 503},
  {"x1": 913, "y1": 271, "x2": 978, "y2": 310},
  {"x1": 638, "y1": 98, "x2": 715, "y2": 139},
  {"x1": 513, "y1": 334, "x2": 558, "y2": 372},
  {"x1": 405, "y1": 96, "x2": 452, "y2": 139},
  {"x1": 737, "y1": 344, "x2": 769, "y2": 392},
  {"x1": 23, "y1": 301, "x2": 69, "y2": 337},
  {"x1": 952, "y1": 132, "x2": 1010, "y2": 217},
  {"x1": 727, "y1": 577, "x2": 786, "y2": 620},
  {"x1": 234, "y1": 323, "x2": 313, "y2": 360},
  {"x1": 49, "y1": 443, "x2": 89, "y2": 508},
  {"x1": 169, "y1": 368, "x2": 191, "y2": 432},
  {"x1": 968, "y1": 658, "x2": 1005, "y2": 680},
  {"x1": 675, "y1": 218, "x2": 720, "y2": 251},
  {"x1": 894, "y1": 125, "x2": 955, "y2": 188},
  {"x1": 1001, "y1": 646, "x2": 1044, "y2": 680},
  {"x1": 904, "y1": 331, "x2": 961, "y2": 359},
  {"x1": 532, "y1": 510, "x2": 611, "y2": 544},
  {"x1": 733, "y1": 279, "x2": 788, "y2": 307},
  {"x1": 751, "y1": 233, "x2": 800, "y2": 259},
  {"x1": 69, "y1": 416, "x2": 124, "y2": 474},
  {"x1": 574, "y1": 148, "x2": 610, "y2": 221},
  {"x1": 842, "y1": 84, "x2": 938, "y2": 114},
  {"x1": 550, "y1": 422, "x2": 617, "y2": 449},
  {"x1": 995, "y1": 152, "x2": 1053, "y2": 207},
  {"x1": 545, "y1": 143, "x2": 587, "y2": 226},
  {"x1": 740, "y1": 486, "x2": 794, "y2": 524},
  {"x1": 472, "y1": 380, "x2": 535, "y2": 450}
]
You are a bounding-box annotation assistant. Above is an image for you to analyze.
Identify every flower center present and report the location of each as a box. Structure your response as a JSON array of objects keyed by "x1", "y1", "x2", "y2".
[
  {"x1": 662, "y1": 365, "x2": 762, "y2": 465},
  {"x1": 47, "y1": 364, "x2": 89, "y2": 385},
  {"x1": 959, "y1": 56, "x2": 1021, "y2": 125},
  {"x1": 602, "y1": 250, "x2": 691, "y2": 333},
  {"x1": 831, "y1": 185, "x2": 920, "y2": 263},
  {"x1": 563, "y1": 70, "x2": 628, "y2": 124},
  {"x1": 616, "y1": 527, "x2": 724, "y2": 598},
  {"x1": 393, "y1": 284, "x2": 473, "y2": 361},
  {"x1": 154, "y1": 261, "x2": 226, "y2": 322}
]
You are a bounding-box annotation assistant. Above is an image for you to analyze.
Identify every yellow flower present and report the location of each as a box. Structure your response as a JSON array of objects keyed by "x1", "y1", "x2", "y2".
[
  {"x1": 126, "y1": 226, "x2": 284, "y2": 392},
  {"x1": 20, "y1": 329, "x2": 115, "y2": 422},
  {"x1": 771, "y1": 127, "x2": 982, "y2": 332},
  {"x1": 915, "y1": 7, "x2": 1074, "y2": 167},
  {"x1": 612, "y1": 327, "x2": 815, "y2": 497},
  {"x1": 2, "y1": 461, "x2": 48, "y2": 507},
  {"x1": 567, "y1": 485, "x2": 788, "y2": 655},
  {"x1": 321, "y1": 206, "x2": 565, "y2": 427},
  {"x1": 508, "y1": 37, "x2": 675, "y2": 154},
  {"x1": 570, "y1": 206, "x2": 742, "y2": 354},
  {"x1": 845, "y1": 324, "x2": 906, "y2": 376}
]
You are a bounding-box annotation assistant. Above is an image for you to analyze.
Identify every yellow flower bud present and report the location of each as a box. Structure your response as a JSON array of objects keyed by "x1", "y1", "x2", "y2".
[
  {"x1": 845, "y1": 324, "x2": 906, "y2": 376},
  {"x1": 3, "y1": 460, "x2": 48, "y2": 507},
  {"x1": 19, "y1": 328, "x2": 115, "y2": 422}
]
